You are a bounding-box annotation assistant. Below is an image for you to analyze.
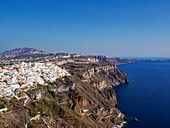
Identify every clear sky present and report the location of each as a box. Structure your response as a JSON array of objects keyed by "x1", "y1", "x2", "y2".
[{"x1": 0, "y1": 0, "x2": 170, "y2": 57}]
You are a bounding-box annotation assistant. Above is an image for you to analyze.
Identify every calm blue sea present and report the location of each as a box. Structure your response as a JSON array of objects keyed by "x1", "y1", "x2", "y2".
[
  {"x1": 121, "y1": 57, "x2": 170, "y2": 60},
  {"x1": 114, "y1": 62, "x2": 170, "y2": 128}
]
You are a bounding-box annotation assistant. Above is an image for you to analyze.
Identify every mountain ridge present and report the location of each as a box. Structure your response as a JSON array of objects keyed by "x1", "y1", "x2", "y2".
[{"x1": 0, "y1": 47, "x2": 48, "y2": 58}]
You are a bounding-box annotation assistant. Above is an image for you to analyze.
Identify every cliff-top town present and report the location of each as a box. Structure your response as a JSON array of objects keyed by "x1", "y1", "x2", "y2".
[
  {"x1": 0, "y1": 62, "x2": 70, "y2": 98},
  {"x1": 0, "y1": 48, "x2": 130, "y2": 128}
]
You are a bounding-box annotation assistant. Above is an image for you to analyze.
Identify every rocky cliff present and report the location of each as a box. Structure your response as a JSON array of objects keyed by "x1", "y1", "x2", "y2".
[
  {"x1": 0, "y1": 62, "x2": 128, "y2": 128},
  {"x1": 64, "y1": 63, "x2": 128, "y2": 128}
]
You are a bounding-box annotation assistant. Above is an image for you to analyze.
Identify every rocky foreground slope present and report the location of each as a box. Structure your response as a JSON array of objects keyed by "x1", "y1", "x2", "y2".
[{"x1": 0, "y1": 62, "x2": 128, "y2": 128}]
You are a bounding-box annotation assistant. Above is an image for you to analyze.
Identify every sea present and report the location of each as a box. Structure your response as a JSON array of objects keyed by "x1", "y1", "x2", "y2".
[{"x1": 114, "y1": 61, "x2": 170, "y2": 128}]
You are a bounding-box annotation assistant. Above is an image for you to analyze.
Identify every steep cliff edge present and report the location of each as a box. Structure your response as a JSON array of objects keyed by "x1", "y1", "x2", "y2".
[
  {"x1": 0, "y1": 62, "x2": 128, "y2": 128},
  {"x1": 64, "y1": 63, "x2": 128, "y2": 128}
]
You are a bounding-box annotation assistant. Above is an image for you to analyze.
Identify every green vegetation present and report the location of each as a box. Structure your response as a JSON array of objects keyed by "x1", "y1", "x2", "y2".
[
  {"x1": 0, "y1": 98, "x2": 7, "y2": 104},
  {"x1": 0, "y1": 63, "x2": 14, "y2": 66},
  {"x1": 42, "y1": 99, "x2": 48, "y2": 106},
  {"x1": 30, "y1": 91, "x2": 93, "y2": 127},
  {"x1": 36, "y1": 99, "x2": 60, "y2": 117},
  {"x1": 28, "y1": 123, "x2": 35, "y2": 128},
  {"x1": 10, "y1": 97, "x2": 18, "y2": 104},
  {"x1": 48, "y1": 90, "x2": 56, "y2": 99},
  {"x1": 37, "y1": 83, "x2": 42, "y2": 87},
  {"x1": 60, "y1": 105, "x2": 93, "y2": 128},
  {"x1": 69, "y1": 91, "x2": 79, "y2": 98},
  {"x1": 63, "y1": 75, "x2": 67, "y2": 79},
  {"x1": 29, "y1": 109, "x2": 37, "y2": 118},
  {"x1": 26, "y1": 88, "x2": 38, "y2": 95},
  {"x1": 48, "y1": 82, "x2": 54, "y2": 86},
  {"x1": 111, "y1": 118, "x2": 115, "y2": 123},
  {"x1": 62, "y1": 75, "x2": 70, "y2": 84},
  {"x1": 27, "y1": 88, "x2": 37, "y2": 93},
  {"x1": 0, "y1": 104, "x2": 5, "y2": 109},
  {"x1": 23, "y1": 60, "x2": 31, "y2": 63},
  {"x1": 31, "y1": 102, "x2": 36, "y2": 107},
  {"x1": 53, "y1": 96, "x2": 93, "y2": 128},
  {"x1": 23, "y1": 75, "x2": 92, "y2": 128}
]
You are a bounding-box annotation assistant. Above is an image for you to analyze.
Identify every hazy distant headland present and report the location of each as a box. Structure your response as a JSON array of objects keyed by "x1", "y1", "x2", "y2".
[{"x1": 0, "y1": 47, "x2": 170, "y2": 65}]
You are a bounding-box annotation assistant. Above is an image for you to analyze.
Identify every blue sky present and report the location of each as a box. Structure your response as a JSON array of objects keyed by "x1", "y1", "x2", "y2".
[{"x1": 0, "y1": 0, "x2": 170, "y2": 57}]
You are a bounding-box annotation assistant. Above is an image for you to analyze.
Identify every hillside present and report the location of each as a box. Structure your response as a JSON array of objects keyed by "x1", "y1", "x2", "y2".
[
  {"x1": 0, "y1": 61, "x2": 128, "y2": 128},
  {"x1": 0, "y1": 48, "x2": 48, "y2": 58}
]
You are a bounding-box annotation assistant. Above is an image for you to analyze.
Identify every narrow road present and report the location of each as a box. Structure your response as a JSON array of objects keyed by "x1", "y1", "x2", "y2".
[
  {"x1": 24, "y1": 97, "x2": 30, "y2": 106},
  {"x1": 30, "y1": 115, "x2": 40, "y2": 121}
]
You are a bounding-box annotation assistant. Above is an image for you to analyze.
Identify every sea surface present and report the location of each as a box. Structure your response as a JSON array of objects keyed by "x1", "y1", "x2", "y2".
[
  {"x1": 114, "y1": 62, "x2": 170, "y2": 128},
  {"x1": 121, "y1": 57, "x2": 170, "y2": 60}
]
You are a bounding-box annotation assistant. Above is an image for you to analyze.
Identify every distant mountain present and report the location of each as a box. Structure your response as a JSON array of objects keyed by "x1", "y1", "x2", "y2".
[{"x1": 0, "y1": 47, "x2": 48, "y2": 58}]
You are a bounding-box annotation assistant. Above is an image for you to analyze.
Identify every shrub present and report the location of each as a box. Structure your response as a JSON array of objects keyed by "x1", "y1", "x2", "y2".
[
  {"x1": 29, "y1": 109, "x2": 37, "y2": 118},
  {"x1": 48, "y1": 82, "x2": 54, "y2": 86},
  {"x1": 48, "y1": 90, "x2": 56, "y2": 99},
  {"x1": 0, "y1": 104, "x2": 5, "y2": 109}
]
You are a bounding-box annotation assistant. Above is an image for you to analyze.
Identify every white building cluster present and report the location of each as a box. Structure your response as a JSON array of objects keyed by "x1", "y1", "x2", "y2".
[{"x1": 0, "y1": 62, "x2": 70, "y2": 98}]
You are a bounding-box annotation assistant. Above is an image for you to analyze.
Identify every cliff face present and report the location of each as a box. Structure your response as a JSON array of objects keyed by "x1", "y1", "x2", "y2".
[
  {"x1": 0, "y1": 62, "x2": 128, "y2": 128},
  {"x1": 66, "y1": 63, "x2": 128, "y2": 128}
]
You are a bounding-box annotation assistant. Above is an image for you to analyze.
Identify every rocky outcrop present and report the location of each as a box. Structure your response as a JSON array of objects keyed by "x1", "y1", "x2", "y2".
[
  {"x1": 82, "y1": 64, "x2": 128, "y2": 89},
  {"x1": 64, "y1": 63, "x2": 128, "y2": 128},
  {"x1": 0, "y1": 104, "x2": 30, "y2": 128}
]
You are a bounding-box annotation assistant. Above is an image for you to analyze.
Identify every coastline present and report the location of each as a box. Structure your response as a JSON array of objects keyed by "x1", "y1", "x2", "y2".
[{"x1": 114, "y1": 62, "x2": 170, "y2": 128}]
